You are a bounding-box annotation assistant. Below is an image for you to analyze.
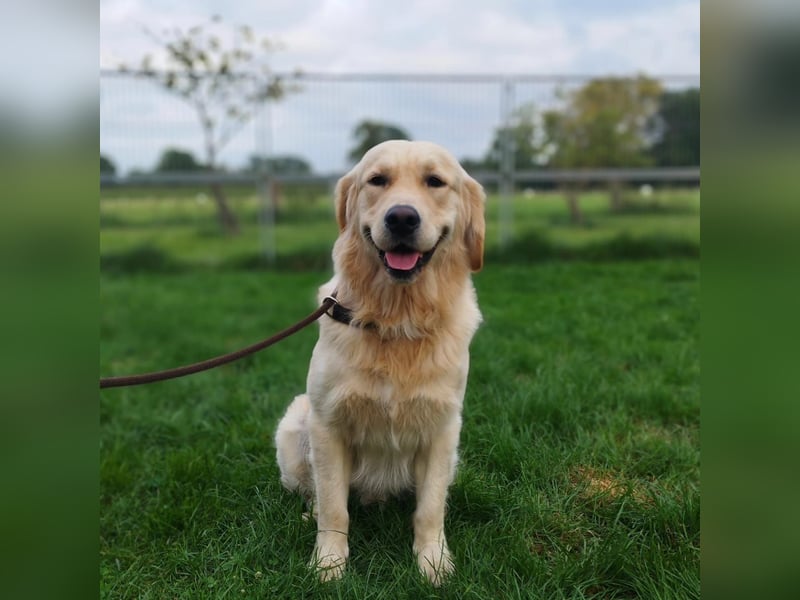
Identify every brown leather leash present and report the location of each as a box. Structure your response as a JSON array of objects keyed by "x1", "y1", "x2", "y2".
[{"x1": 100, "y1": 295, "x2": 337, "y2": 389}]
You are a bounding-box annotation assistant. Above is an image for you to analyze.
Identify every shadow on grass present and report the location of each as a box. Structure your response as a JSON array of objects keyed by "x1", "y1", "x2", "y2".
[
  {"x1": 226, "y1": 249, "x2": 333, "y2": 272},
  {"x1": 101, "y1": 233, "x2": 699, "y2": 276},
  {"x1": 101, "y1": 245, "x2": 186, "y2": 274},
  {"x1": 486, "y1": 231, "x2": 699, "y2": 264},
  {"x1": 100, "y1": 243, "x2": 333, "y2": 275},
  {"x1": 579, "y1": 233, "x2": 699, "y2": 261},
  {"x1": 612, "y1": 202, "x2": 699, "y2": 216}
]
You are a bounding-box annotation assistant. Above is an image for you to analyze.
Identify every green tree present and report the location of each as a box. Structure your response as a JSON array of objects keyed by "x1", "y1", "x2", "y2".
[
  {"x1": 483, "y1": 104, "x2": 548, "y2": 171},
  {"x1": 246, "y1": 154, "x2": 311, "y2": 175},
  {"x1": 125, "y1": 15, "x2": 299, "y2": 235},
  {"x1": 100, "y1": 154, "x2": 116, "y2": 175},
  {"x1": 348, "y1": 120, "x2": 411, "y2": 163},
  {"x1": 543, "y1": 76, "x2": 663, "y2": 169},
  {"x1": 648, "y1": 88, "x2": 700, "y2": 167},
  {"x1": 155, "y1": 148, "x2": 204, "y2": 172},
  {"x1": 542, "y1": 76, "x2": 664, "y2": 222}
]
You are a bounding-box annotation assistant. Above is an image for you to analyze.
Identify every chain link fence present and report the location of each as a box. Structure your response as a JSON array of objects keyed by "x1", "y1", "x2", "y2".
[
  {"x1": 100, "y1": 71, "x2": 699, "y2": 254},
  {"x1": 101, "y1": 71, "x2": 698, "y2": 175}
]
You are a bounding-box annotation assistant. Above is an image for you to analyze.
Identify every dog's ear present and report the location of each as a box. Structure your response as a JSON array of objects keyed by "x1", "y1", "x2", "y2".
[
  {"x1": 462, "y1": 172, "x2": 486, "y2": 272},
  {"x1": 334, "y1": 169, "x2": 357, "y2": 232}
]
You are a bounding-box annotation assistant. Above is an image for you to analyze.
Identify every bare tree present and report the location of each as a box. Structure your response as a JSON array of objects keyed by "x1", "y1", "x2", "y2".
[{"x1": 123, "y1": 15, "x2": 299, "y2": 235}]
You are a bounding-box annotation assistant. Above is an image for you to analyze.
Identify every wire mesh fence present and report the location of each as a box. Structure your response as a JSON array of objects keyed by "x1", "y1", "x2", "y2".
[
  {"x1": 100, "y1": 71, "x2": 699, "y2": 258},
  {"x1": 100, "y1": 71, "x2": 699, "y2": 180}
]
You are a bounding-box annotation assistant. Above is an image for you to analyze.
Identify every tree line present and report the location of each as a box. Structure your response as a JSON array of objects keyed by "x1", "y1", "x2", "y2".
[
  {"x1": 101, "y1": 79, "x2": 698, "y2": 178},
  {"x1": 462, "y1": 78, "x2": 698, "y2": 174},
  {"x1": 100, "y1": 150, "x2": 313, "y2": 177},
  {"x1": 102, "y1": 16, "x2": 698, "y2": 234}
]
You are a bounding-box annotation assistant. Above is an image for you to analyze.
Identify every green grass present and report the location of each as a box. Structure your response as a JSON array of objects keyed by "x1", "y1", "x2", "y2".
[
  {"x1": 100, "y1": 187, "x2": 700, "y2": 272},
  {"x1": 100, "y1": 260, "x2": 699, "y2": 598},
  {"x1": 100, "y1": 186, "x2": 699, "y2": 597}
]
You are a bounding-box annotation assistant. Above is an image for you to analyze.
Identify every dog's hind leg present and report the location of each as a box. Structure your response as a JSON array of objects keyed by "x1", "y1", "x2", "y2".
[{"x1": 275, "y1": 394, "x2": 315, "y2": 504}]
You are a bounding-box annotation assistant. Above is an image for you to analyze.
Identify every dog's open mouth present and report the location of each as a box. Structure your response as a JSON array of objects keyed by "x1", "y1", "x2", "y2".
[
  {"x1": 364, "y1": 228, "x2": 446, "y2": 281},
  {"x1": 381, "y1": 245, "x2": 429, "y2": 279}
]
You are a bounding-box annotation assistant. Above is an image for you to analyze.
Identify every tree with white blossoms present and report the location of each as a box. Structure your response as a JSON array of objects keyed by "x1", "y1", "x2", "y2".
[{"x1": 122, "y1": 15, "x2": 300, "y2": 235}]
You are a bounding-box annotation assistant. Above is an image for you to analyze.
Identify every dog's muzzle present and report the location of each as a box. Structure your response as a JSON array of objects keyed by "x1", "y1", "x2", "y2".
[{"x1": 364, "y1": 205, "x2": 447, "y2": 282}]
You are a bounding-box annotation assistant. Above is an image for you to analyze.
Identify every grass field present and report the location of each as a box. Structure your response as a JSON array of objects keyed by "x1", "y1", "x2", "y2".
[
  {"x1": 100, "y1": 188, "x2": 699, "y2": 598},
  {"x1": 100, "y1": 186, "x2": 700, "y2": 271}
]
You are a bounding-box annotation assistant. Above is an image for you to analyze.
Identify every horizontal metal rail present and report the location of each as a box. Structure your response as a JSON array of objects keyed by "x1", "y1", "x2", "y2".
[{"x1": 100, "y1": 167, "x2": 699, "y2": 189}]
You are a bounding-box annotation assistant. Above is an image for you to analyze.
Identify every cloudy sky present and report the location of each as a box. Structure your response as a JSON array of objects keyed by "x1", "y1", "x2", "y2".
[
  {"x1": 101, "y1": 0, "x2": 699, "y2": 74},
  {"x1": 100, "y1": 1, "x2": 700, "y2": 174}
]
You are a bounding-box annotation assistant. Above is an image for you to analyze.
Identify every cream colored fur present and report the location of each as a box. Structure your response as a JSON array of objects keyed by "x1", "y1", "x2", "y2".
[{"x1": 275, "y1": 140, "x2": 485, "y2": 585}]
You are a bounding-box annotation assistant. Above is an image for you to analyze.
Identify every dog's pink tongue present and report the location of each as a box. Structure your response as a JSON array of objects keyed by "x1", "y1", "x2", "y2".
[{"x1": 385, "y1": 251, "x2": 421, "y2": 271}]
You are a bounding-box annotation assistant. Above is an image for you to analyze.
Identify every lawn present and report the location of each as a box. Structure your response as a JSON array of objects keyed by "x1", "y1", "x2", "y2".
[
  {"x1": 100, "y1": 187, "x2": 699, "y2": 598},
  {"x1": 100, "y1": 186, "x2": 700, "y2": 270}
]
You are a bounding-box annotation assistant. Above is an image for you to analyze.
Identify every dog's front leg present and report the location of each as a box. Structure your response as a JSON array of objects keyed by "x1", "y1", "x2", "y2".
[
  {"x1": 309, "y1": 413, "x2": 351, "y2": 582},
  {"x1": 413, "y1": 418, "x2": 460, "y2": 586}
]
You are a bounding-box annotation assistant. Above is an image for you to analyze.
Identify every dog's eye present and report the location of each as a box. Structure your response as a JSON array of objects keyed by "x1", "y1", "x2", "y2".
[
  {"x1": 367, "y1": 174, "x2": 388, "y2": 187},
  {"x1": 426, "y1": 175, "x2": 446, "y2": 188}
]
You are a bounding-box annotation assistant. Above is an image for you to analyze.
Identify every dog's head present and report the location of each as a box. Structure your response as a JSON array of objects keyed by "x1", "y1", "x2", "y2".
[{"x1": 334, "y1": 140, "x2": 485, "y2": 283}]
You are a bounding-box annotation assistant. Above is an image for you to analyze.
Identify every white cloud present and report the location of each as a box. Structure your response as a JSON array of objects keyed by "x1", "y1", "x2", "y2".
[
  {"x1": 268, "y1": 0, "x2": 575, "y2": 73},
  {"x1": 100, "y1": 0, "x2": 699, "y2": 173},
  {"x1": 582, "y1": 2, "x2": 700, "y2": 74},
  {"x1": 100, "y1": 0, "x2": 699, "y2": 74}
]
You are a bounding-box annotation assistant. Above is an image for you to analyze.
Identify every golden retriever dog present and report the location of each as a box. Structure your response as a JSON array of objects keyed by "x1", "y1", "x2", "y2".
[{"x1": 275, "y1": 140, "x2": 485, "y2": 585}]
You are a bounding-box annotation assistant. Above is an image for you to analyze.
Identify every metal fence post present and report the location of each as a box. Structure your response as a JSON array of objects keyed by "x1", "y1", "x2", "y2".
[
  {"x1": 255, "y1": 100, "x2": 276, "y2": 264},
  {"x1": 498, "y1": 79, "x2": 515, "y2": 250}
]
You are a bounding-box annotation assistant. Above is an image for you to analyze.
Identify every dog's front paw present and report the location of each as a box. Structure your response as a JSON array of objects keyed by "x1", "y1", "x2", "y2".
[
  {"x1": 415, "y1": 540, "x2": 454, "y2": 586},
  {"x1": 311, "y1": 537, "x2": 348, "y2": 582}
]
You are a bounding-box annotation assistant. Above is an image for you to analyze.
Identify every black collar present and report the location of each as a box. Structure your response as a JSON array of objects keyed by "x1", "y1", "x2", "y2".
[{"x1": 324, "y1": 292, "x2": 376, "y2": 330}]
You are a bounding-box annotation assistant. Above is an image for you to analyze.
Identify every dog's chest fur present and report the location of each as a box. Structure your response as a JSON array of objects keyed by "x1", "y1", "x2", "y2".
[
  {"x1": 309, "y1": 326, "x2": 466, "y2": 497},
  {"x1": 334, "y1": 388, "x2": 455, "y2": 498},
  {"x1": 317, "y1": 330, "x2": 465, "y2": 439}
]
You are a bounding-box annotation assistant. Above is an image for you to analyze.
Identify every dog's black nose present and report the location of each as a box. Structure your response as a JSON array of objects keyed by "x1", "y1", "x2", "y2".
[{"x1": 384, "y1": 205, "x2": 420, "y2": 237}]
